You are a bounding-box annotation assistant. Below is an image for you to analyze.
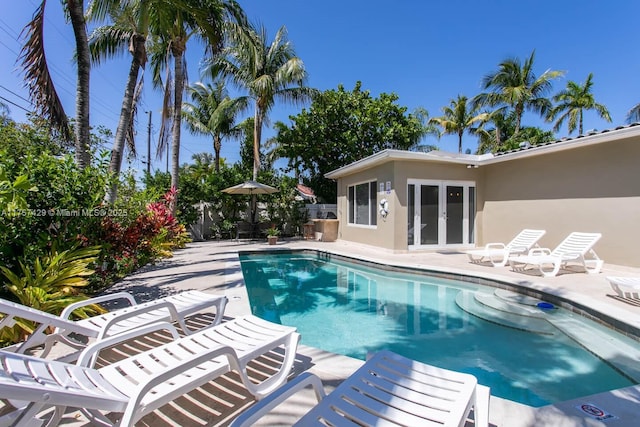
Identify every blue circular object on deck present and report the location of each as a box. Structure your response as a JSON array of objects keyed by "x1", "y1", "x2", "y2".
[{"x1": 537, "y1": 302, "x2": 555, "y2": 310}]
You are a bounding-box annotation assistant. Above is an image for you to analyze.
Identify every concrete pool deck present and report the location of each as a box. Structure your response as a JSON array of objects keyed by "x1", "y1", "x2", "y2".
[{"x1": 58, "y1": 238, "x2": 640, "y2": 426}]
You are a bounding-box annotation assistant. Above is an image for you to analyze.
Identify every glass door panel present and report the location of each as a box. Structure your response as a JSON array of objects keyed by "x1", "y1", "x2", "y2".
[
  {"x1": 446, "y1": 186, "x2": 463, "y2": 244},
  {"x1": 420, "y1": 185, "x2": 439, "y2": 245},
  {"x1": 407, "y1": 184, "x2": 415, "y2": 245},
  {"x1": 468, "y1": 187, "x2": 475, "y2": 244}
]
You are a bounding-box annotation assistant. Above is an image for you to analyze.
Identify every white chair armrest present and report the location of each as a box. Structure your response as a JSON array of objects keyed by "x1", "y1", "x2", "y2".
[
  {"x1": 97, "y1": 301, "x2": 182, "y2": 339},
  {"x1": 507, "y1": 245, "x2": 527, "y2": 254},
  {"x1": 560, "y1": 252, "x2": 581, "y2": 260},
  {"x1": 60, "y1": 292, "x2": 137, "y2": 319},
  {"x1": 474, "y1": 385, "x2": 491, "y2": 427},
  {"x1": 527, "y1": 248, "x2": 551, "y2": 256},
  {"x1": 76, "y1": 321, "x2": 180, "y2": 368},
  {"x1": 484, "y1": 243, "x2": 506, "y2": 250},
  {"x1": 229, "y1": 372, "x2": 326, "y2": 427}
]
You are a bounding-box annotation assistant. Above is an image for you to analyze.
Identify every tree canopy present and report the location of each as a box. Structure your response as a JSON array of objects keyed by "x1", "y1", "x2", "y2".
[
  {"x1": 429, "y1": 95, "x2": 487, "y2": 153},
  {"x1": 474, "y1": 50, "x2": 564, "y2": 136},
  {"x1": 210, "y1": 22, "x2": 314, "y2": 181},
  {"x1": 269, "y1": 82, "x2": 425, "y2": 202},
  {"x1": 547, "y1": 73, "x2": 611, "y2": 135}
]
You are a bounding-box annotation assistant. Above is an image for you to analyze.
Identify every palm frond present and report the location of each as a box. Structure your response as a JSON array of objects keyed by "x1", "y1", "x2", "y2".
[
  {"x1": 18, "y1": 0, "x2": 71, "y2": 140},
  {"x1": 157, "y1": 68, "x2": 174, "y2": 159},
  {"x1": 125, "y1": 74, "x2": 143, "y2": 156},
  {"x1": 88, "y1": 25, "x2": 131, "y2": 65}
]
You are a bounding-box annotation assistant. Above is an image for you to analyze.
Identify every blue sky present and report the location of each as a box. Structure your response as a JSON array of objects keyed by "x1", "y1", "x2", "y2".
[{"x1": 1, "y1": 1, "x2": 639, "y2": 175}]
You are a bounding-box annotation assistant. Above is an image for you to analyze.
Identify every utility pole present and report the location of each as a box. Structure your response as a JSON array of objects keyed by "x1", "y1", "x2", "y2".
[{"x1": 146, "y1": 111, "x2": 152, "y2": 176}]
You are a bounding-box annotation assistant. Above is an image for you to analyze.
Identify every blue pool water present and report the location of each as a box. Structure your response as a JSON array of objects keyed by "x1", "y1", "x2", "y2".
[{"x1": 239, "y1": 252, "x2": 638, "y2": 407}]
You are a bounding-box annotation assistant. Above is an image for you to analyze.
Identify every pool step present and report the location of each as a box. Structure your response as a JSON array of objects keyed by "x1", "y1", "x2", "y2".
[
  {"x1": 461, "y1": 290, "x2": 640, "y2": 383},
  {"x1": 547, "y1": 316, "x2": 640, "y2": 383},
  {"x1": 494, "y1": 288, "x2": 550, "y2": 307},
  {"x1": 475, "y1": 291, "x2": 546, "y2": 318},
  {"x1": 455, "y1": 291, "x2": 556, "y2": 335}
]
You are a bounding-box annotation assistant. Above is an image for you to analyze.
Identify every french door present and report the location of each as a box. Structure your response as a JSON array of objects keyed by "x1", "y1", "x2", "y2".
[{"x1": 407, "y1": 180, "x2": 475, "y2": 249}]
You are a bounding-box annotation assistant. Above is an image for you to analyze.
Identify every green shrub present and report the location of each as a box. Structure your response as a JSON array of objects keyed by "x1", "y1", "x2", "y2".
[{"x1": 0, "y1": 245, "x2": 103, "y2": 345}]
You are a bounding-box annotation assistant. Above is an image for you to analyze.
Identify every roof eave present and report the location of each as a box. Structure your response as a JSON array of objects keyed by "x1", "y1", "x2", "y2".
[
  {"x1": 483, "y1": 124, "x2": 640, "y2": 165},
  {"x1": 324, "y1": 124, "x2": 640, "y2": 179},
  {"x1": 324, "y1": 149, "x2": 488, "y2": 179}
]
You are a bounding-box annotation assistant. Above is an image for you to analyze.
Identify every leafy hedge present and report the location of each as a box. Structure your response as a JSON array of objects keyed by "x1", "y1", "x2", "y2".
[{"x1": 0, "y1": 120, "x2": 190, "y2": 345}]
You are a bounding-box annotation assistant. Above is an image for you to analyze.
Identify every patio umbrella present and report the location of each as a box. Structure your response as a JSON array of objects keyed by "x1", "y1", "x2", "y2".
[
  {"x1": 221, "y1": 180, "x2": 279, "y2": 195},
  {"x1": 222, "y1": 180, "x2": 279, "y2": 225}
]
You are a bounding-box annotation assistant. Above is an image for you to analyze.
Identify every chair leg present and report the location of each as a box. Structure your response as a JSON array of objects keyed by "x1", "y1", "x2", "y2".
[
  {"x1": 539, "y1": 261, "x2": 561, "y2": 278},
  {"x1": 584, "y1": 259, "x2": 604, "y2": 275},
  {"x1": 509, "y1": 259, "x2": 526, "y2": 272},
  {"x1": 490, "y1": 255, "x2": 508, "y2": 267},
  {"x1": 81, "y1": 408, "x2": 117, "y2": 427},
  {"x1": 10, "y1": 402, "x2": 50, "y2": 427},
  {"x1": 468, "y1": 254, "x2": 483, "y2": 264}
]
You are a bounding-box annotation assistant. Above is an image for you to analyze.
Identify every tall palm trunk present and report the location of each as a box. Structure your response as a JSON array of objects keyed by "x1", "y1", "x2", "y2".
[
  {"x1": 170, "y1": 38, "x2": 186, "y2": 215},
  {"x1": 457, "y1": 130, "x2": 463, "y2": 153},
  {"x1": 252, "y1": 104, "x2": 263, "y2": 181},
  {"x1": 251, "y1": 104, "x2": 265, "y2": 223},
  {"x1": 67, "y1": 0, "x2": 91, "y2": 169},
  {"x1": 213, "y1": 134, "x2": 221, "y2": 173},
  {"x1": 105, "y1": 34, "x2": 146, "y2": 204},
  {"x1": 514, "y1": 103, "x2": 524, "y2": 135},
  {"x1": 579, "y1": 112, "x2": 583, "y2": 135}
]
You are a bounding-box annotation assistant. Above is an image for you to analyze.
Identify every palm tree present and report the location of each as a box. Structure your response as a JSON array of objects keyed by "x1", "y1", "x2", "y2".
[
  {"x1": 547, "y1": 73, "x2": 611, "y2": 135},
  {"x1": 429, "y1": 95, "x2": 487, "y2": 153},
  {"x1": 149, "y1": 0, "x2": 245, "y2": 214},
  {"x1": 88, "y1": 0, "x2": 149, "y2": 203},
  {"x1": 626, "y1": 103, "x2": 640, "y2": 123},
  {"x1": 474, "y1": 107, "x2": 511, "y2": 154},
  {"x1": 0, "y1": 101, "x2": 9, "y2": 121},
  {"x1": 20, "y1": 0, "x2": 91, "y2": 168},
  {"x1": 189, "y1": 152, "x2": 216, "y2": 183},
  {"x1": 475, "y1": 108, "x2": 556, "y2": 154},
  {"x1": 408, "y1": 107, "x2": 440, "y2": 152},
  {"x1": 182, "y1": 80, "x2": 247, "y2": 173},
  {"x1": 211, "y1": 22, "x2": 315, "y2": 181},
  {"x1": 475, "y1": 50, "x2": 564, "y2": 135}
]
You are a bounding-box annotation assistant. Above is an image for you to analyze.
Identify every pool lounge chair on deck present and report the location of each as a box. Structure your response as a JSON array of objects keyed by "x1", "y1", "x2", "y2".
[
  {"x1": 0, "y1": 290, "x2": 227, "y2": 359},
  {"x1": 466, "y1": 229, "x2": 546, "y2": 267},
  {"x1": 230, "y1": 349, "x2": 490, "y2": 427},
  {"x1": 0, "y1": 315, "x2": 300, "y2": 427},
  {"x1": 509, "y1": 232, "x2": 603, "y2": 278},
  {"x1": 608, "y1": 276, "x2": 640, "y2": 299}
]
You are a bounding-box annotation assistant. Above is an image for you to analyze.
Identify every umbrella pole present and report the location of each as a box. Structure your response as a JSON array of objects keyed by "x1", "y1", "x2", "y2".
[{"x1": 251, "y1": 193, "x2": 257, "y2": 224}]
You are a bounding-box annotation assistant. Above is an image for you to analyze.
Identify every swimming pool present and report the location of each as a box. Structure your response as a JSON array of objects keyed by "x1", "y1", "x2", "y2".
[{"x1": 239, "y1": 251, "x2": 640, "y2": 407}]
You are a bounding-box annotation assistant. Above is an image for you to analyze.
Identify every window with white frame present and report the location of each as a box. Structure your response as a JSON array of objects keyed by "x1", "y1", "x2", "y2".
[{"x1": 348, "y1": 181, "x2": 377, "y2": 226}]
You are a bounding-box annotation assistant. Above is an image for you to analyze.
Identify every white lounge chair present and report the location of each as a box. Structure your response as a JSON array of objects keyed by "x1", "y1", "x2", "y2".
[
  {"x1": 230, "y1": 349, "x2": 491, "y2": 427},
  {"x1": 607, "y1": 276, "x2": 640, "y2": 299},
  {"x1": 466, "y1": 229, "x2": 546, "y2": 267},
  {"x1": 0, "y1": 315, "x2": 300, "y2": 427},
  {"x1": 0, "y1": 290, "x2": 227, "y2": 359},
  {"x1": 509, "y1": 232, "x2": 603, "y2": 277}
]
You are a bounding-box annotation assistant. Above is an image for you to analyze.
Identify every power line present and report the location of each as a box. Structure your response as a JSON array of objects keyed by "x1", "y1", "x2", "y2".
[
  {"x1": 0, "y1": 18, "x2": 20, "y2": 39},
  {"x1": 0, "y1": 38, "x2": 20, "y2": 57},
  {"x1": 0, "y1": 84, "x2": 32, "y2": 105},
  {"x1": 0, "y1": 95, "x2": 31, "y2": 113}
]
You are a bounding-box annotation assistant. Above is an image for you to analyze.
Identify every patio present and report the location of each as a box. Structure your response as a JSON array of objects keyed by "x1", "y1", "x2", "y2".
[{"x1": 47, "y1": 238, "x2": 640, "y2": 426}]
